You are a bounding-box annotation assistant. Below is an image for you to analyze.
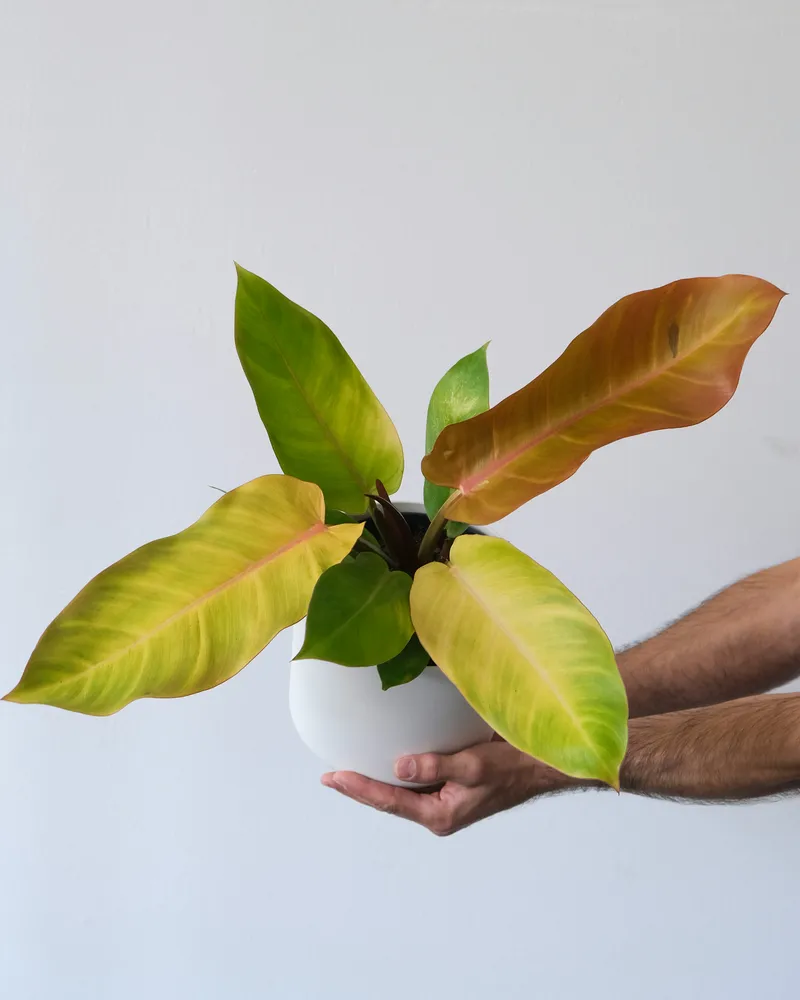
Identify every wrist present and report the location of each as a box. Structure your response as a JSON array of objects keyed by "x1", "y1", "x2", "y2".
[{"x1": 528, "y1": 760, "x2": 594, "y2": 796}]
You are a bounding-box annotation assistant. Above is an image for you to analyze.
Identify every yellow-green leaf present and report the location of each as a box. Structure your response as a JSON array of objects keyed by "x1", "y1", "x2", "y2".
[
  {"x1": 423, "y1": 275, "x2": 785, "y2": 524},
  {"x1": 5, "y1": 476, "x2": 362, "y2": 716},
  {"x1": 235, "y1": 265, "x2": 404, "y2": 512},
  {"x1": 410, "y1": 535, "x2": 628, "y2": 785}
]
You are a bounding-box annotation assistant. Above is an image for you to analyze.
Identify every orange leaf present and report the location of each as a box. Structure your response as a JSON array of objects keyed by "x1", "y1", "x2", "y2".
[{"x1": 422, "y1": 275, "x2": 785, "y2": 524}]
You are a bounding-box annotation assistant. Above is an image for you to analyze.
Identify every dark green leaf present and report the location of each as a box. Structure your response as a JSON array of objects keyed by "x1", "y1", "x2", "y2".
[
  {"x1": 324, "y1": 509, "x2": 364, "y2": 526},
  {"x1": 378, "y1": 634, "x2": 431, "y2": 691},
  {"x1": 295, "y1": 553, "x2": 414, "y2": 666}
]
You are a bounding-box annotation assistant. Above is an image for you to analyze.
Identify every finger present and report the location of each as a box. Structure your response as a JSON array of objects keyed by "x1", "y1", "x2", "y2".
[
  {"x1": 394, "y1": 748, "x2": 486, "y2": 787},
  {"x1": 321, "y1": 771, "x2": 440, "y2": 826}
]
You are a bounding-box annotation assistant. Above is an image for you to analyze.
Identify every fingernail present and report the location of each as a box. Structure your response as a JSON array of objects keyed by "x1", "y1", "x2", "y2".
[
  {"x1": 322, "y1": 774, "x2": 344, "y2": 791},
  {"x1": 395, "y1": 757, "x2": 416, "y2": 780}
]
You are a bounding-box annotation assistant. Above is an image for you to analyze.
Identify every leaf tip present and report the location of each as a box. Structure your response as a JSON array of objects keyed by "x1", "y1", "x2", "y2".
[
  {"x1": 233, "y1": 261, "x2": 258, "y2": 285},
  {"x1": 2, "y1": 683, "x2": 26, "y2": 706},
  {"x1": 756, "y1": 277, "x2": 788, "y2": 303},
  {"x1": 595, "y1": 761, "x2": 622, "y2": 792}
]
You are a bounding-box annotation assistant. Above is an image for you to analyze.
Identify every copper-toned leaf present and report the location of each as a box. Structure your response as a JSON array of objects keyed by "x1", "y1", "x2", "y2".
[{"x1": 422, "y1": 275, "x2": 785, "y2": 524}]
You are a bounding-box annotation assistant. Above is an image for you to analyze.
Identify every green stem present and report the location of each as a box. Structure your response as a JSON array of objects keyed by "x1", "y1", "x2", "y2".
[{"x1": 418, "y1": 503, "x2": 450, "y2": 564}]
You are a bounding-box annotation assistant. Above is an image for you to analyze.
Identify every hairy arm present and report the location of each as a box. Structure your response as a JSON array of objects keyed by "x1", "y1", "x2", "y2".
[
  {"x1": 621, "y1": 693, "x2": 800, "y2": 800},
  {"x1": 619, "y1": 557, "x2": 800, "y2": 717}
]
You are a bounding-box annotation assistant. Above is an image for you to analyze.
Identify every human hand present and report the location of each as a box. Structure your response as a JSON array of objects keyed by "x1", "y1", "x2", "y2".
[{"x1": 321, "y1": 736, "x2": 585, "y2": 836}]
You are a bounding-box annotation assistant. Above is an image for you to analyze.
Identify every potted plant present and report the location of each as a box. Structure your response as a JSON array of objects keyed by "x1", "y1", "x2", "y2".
[{"x1": 5, "y1": 267, "x2": 784, "y2": 791}]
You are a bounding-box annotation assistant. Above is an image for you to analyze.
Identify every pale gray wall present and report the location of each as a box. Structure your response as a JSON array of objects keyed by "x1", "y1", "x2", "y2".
[{"x1": 2, "y1": 2, "x2": 799, "y2": 997}]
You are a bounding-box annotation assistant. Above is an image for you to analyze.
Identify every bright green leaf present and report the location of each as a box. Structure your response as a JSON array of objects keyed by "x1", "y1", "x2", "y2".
[
  {"x1": 235, "y1": 265, "x2": 404, "y2": 512},
  {"x1": 5, "y1": 476, "x2": 362, "y2": 716},
  {"x1": 295, "y1": 552, "x2": 413, "y2": 666},
  {"x1": 423, "y1": 344, "x2": 489, "y2": 535},
  {"x1": 410, "y1": 535, "x2": 628, "y2": 786},
  {"x1": 377, "y1": 634, "x2": 431, "y2": 691}
]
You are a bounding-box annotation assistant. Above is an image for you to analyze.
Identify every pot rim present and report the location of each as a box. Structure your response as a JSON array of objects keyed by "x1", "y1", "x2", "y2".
[{"x1": 390, "y1": 500, "x2": 426, "y2": 515}]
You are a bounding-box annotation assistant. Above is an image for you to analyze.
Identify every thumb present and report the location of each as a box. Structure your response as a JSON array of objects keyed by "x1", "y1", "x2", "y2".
[{"x1": 395, "y1": 749, "x2": 486, "y2": 787}]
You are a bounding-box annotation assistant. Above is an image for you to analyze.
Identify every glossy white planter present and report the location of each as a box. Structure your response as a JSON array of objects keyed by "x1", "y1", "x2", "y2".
[{"x1": 289, "y1": 620, "x2": 493, "y2": 787}]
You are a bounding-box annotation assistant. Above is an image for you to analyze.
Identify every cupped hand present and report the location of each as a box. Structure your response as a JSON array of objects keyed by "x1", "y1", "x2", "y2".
[{"x1": 321, "y1": 736, "x2": 583, "y2": 836}]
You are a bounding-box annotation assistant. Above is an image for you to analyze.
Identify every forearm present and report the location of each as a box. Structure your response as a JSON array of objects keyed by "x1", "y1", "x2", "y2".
[
  {"x1": 617, "y1": 694, "x2": 800, "y2": 801},
  {"x1": 617, "y1": 557, "x2": 800, "y2": 717}
]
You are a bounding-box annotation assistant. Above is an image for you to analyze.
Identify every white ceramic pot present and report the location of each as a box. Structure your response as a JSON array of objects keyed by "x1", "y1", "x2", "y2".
[
  {"x1": 289, "y1": 621, "x2": 493, "y2": 786},
  {"x1": 288, "y1": 503, "x2": 493, "y2": 786}
]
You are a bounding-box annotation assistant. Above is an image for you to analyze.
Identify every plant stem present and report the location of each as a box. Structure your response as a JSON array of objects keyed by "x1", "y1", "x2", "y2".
[{"x1": 418, "y1": 500, "x2": 453, "y2": 564}]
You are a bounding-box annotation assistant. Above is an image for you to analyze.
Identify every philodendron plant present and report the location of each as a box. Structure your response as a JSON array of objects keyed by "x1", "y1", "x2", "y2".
[{"x1": 6, "y1": 267, "x2": 784, "y2": 788}]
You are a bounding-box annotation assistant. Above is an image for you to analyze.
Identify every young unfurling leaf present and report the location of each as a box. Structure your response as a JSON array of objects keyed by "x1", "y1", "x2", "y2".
[{"x1": 423, "y1": 344, "x2": 489, "y2": 536}]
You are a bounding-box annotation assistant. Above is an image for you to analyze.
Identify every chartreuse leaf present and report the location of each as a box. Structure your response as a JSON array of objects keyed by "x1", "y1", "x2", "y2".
[
  {"x1": 235, "y1": 265, "x2": 404, "y2": 513},
  {"x1": 423, "y1": 275, "x2": 785, "y2": 525},
  {"x1": 5, "y1": 476, "x2": 362, "y2": 716},
  {"x1": 423, "y1": 344, "x2": 489, "y2": 537},
  {"x1": 410, "y1": 535, "x2": 628, "y2": 786},
  {"x1": 295, "y1": 552, "x2": 413, "y2": 666},
  {"x1": 377, "y1": 634, "x2": 431, "y2": 691}
]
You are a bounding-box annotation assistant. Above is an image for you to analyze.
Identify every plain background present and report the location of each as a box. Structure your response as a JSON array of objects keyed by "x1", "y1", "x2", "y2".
[{"x1": 2, "y1": 1, "x2": 799, "y2": 997}]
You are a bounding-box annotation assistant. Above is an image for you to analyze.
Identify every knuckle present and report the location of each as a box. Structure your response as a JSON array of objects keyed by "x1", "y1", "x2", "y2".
[
  {"x1": 417, "y1": 754, "x2": 441, "y2": 783},
  {"x1": 460, "y1": 752, "x2": 485, "y2": 785}
]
